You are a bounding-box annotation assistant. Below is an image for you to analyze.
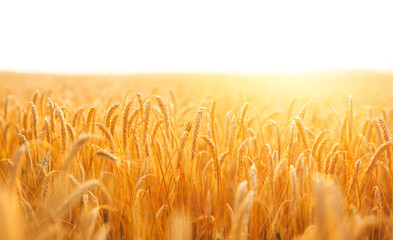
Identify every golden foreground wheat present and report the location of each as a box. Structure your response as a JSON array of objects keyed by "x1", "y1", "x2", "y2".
[{"x1": 1, "y1": 73, "x2": 393, "y2": 239}]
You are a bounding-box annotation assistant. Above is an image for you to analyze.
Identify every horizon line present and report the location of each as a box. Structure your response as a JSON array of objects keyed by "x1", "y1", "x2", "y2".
[{"x1": 1, "y1": 68, "x2": 393, "y2": 77}]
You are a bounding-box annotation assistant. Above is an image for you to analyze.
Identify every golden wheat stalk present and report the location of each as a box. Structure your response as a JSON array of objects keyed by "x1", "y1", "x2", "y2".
[
  {"x1": 66, "y1": 123, "x2": 75, "y2": 143},
  {"x1": 56, "y1": 180, "x2": 102, "y2": 217},
  {"x1": 177, "y1": 123, "x2": 192, "y2": 173},
  {"x1": 295, "y1": 117, "x2": 309, "y2": 149},
  {"x1": 155, "y1": 96, "x2": 170, "y2": 139},
  {"x1": 62, "y1": 135, "x2": 91, "y2": 174},
  {"x1": 236, "y1": 138, "x2": 249, "y2": 185},
  {"x1": 71, "y1": 107, "x2": 84, "y2": 127},
  {"x1": 86, "y1": 106, "x2": 96, "y2": 132},
  {"x1": 123, "y1": 101, "x2": 133, "y2": 149},
  {"x1": 285, "y1": 121, "x2": 295, "y2": 164},
  {"x1": 43, "y1": 117, "x2": 51, "y2": 143},
  {"x1": 18, "y1": 134, "x2": 33, "y2": 170},
  {"x1": 96, "y1": 150, "x2": 118, "y2": 165},
  {"x1": 227, "y1": 115, "x2": 237, "y2": 154},
  {"x1": 239, "y1": 103, "x2": 250, "y2": 140},
  {"x1": 190, "y1": 107, "x2": 205, "y2": 160},
  {"x1": 96, "y1": 123, "x2": 116, "y2": 154},
  {"x1": 347, "y1": 94, "x2": 353, "y2": 142},
  {"x1": 377, "y1": 117, "x2": 391, "y2": 168},
  {"x1": 365, "y1": 141, "x2": 392, "y2": 175},
  {"x1": 56, "y1": 109, "x2": 67, "y2": 152},
  {"x1": 30, "y1": 102, "x2": 39, "y2": 139},
  {"x1": 109, "y1": 114, "x2": 119, "y2": 137},
  {"x1": 142, "y1": 99, "x2": 151, "y2": 145},
  {"x1": 200, "y1": 135, "x2": 221, "y2": 194},
  {"x1": 104, "y1": 103, "x2": 120, "y2": 128},
  {"x1": 209, "y1": 99, "x2": 217, "y2": 145}
]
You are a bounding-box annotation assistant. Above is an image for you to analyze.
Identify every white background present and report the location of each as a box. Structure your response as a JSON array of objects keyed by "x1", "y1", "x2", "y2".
[{"x1": 0, "y1": 0, "x2": 392, "y2": 74}]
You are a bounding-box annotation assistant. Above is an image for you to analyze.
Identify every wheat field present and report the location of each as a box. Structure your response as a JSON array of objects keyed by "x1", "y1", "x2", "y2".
[{"x1": 1, "y1": 72, "x2": 393, "y2": 239}]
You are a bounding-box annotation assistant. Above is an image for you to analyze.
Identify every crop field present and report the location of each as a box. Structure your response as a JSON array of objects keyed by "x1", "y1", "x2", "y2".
[{"x1": 1, "y1": 71, "x2": 393, "y2": 239}]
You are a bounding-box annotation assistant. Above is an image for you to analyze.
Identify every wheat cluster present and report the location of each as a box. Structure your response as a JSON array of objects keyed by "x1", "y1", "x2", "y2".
[{"x1": 1, "y1": 74, "x2": 393, "y2": 239}]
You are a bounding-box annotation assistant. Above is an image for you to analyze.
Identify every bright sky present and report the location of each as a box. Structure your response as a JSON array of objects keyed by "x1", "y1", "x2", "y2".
[{"x1": 0, "y1": 0, "x2": 393, "y2": 74}]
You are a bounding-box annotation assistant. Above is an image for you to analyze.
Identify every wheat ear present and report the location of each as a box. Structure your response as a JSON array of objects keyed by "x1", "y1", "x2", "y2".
[
  {"x1": 155, "y1": 96, "x2": 170, "y2": 139},
  {"x1": 96, "y1": 123, "x2": 116, "y2": 154},
  {"x1": 56, "y1": 109, "x2": 67, "y2": 152},
  {"x1": 104, "y1": 103, "x2": 120, "y2": 128},
  {"x1": 190, "y1": 107, "x2": 205, "y2": 160}
]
